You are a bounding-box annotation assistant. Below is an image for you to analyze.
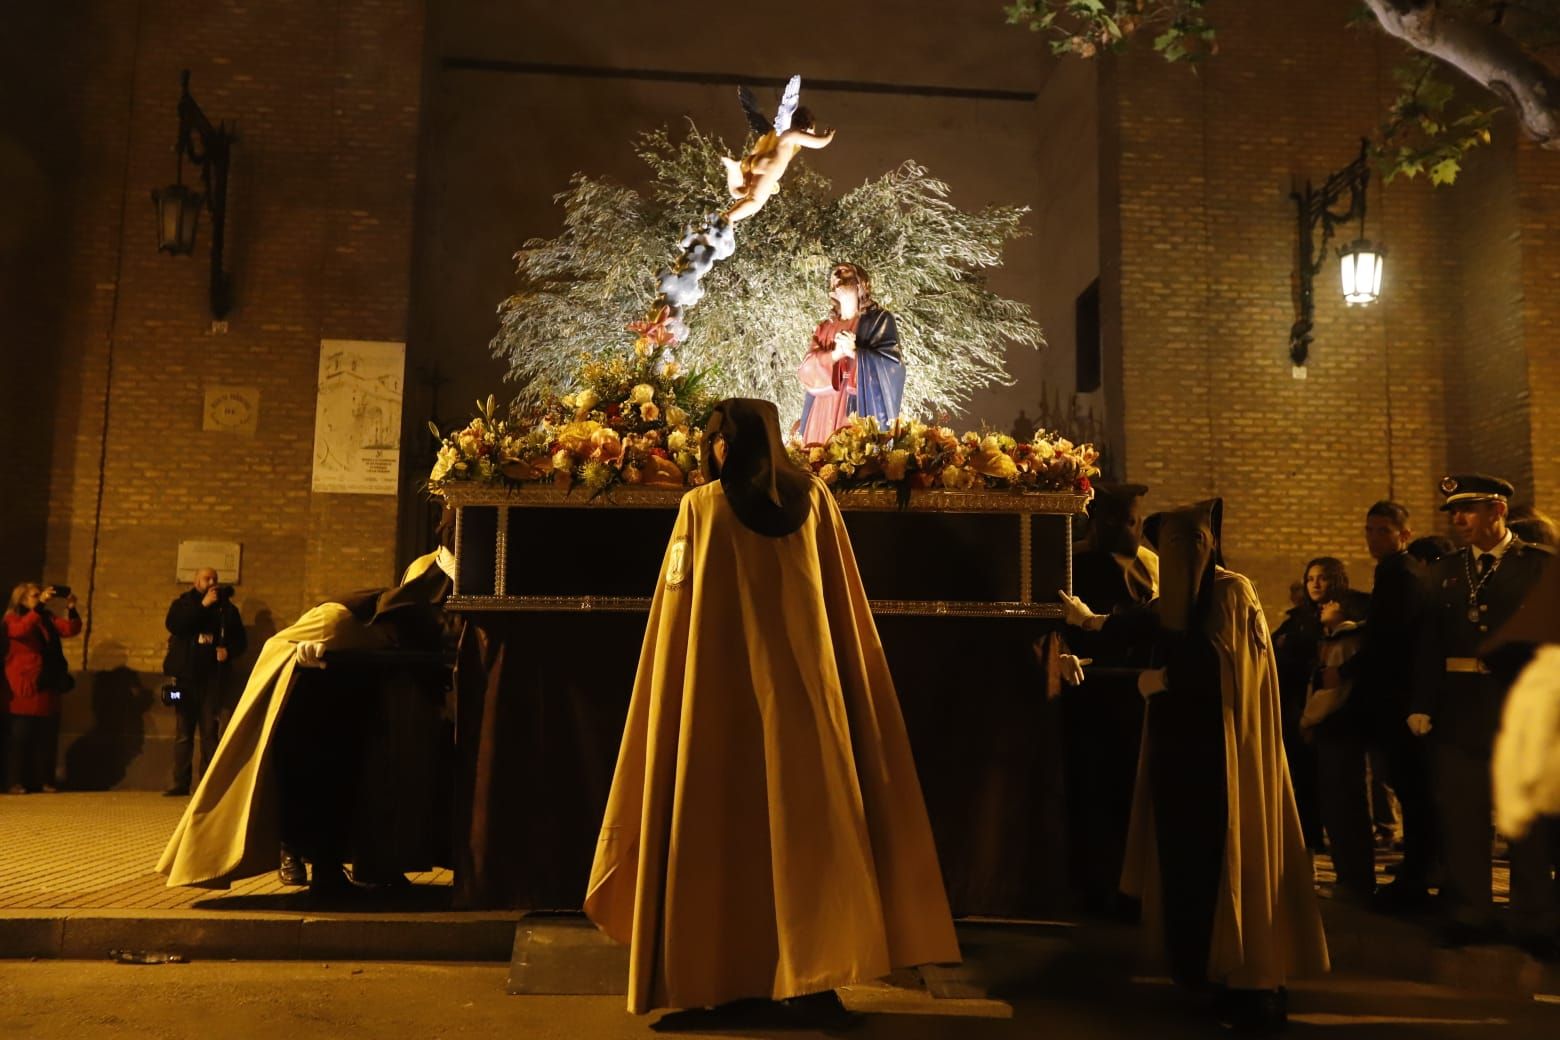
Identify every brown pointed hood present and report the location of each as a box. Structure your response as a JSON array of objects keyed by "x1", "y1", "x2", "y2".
[
  {"x1": 700, "y1": 398, "x2": 813, "y2": 537},
  {"x1": 1153, "y1": 498, "x2": 1223, "y2": 633}
]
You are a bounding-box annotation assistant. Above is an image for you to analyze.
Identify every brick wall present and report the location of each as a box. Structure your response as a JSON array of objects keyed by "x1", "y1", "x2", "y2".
[
  {"x1": 1096, "y1": 0, "x2": 1521, "y2": 617},
  {"x1": 0, "y1": 1, "x2": 423, "y2": 787}
]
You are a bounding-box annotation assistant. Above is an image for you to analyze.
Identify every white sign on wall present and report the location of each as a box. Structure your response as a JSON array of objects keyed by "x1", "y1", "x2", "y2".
[
  {"x1": 310, "y1": 339, "x2": 405, "y2": 495},
  {"x1": 176, "y1": 540, "x2": 243, "y2": 584}
]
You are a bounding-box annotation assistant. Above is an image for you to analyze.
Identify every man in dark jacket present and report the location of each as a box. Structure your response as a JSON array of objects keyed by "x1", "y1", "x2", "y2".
[
  {"x1": 162, "y1": 568, "x2": 246, "y2": 796},
  {"x1": 1411, "y1": 475, "x2": 1552, "y2": 948},
  {"x1": 1327, "y1": 502, "x2": 1432, "y2": 909}
]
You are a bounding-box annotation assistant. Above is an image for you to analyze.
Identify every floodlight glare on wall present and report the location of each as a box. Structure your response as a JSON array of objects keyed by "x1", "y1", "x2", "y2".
[{"x1": 1339, "y1": 239, "x2": 1384, "y2": 306}]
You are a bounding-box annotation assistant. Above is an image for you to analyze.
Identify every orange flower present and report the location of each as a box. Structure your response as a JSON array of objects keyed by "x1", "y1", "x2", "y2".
[{"x1": 642, "y1": 455, "x2": 685, "y2": 487}]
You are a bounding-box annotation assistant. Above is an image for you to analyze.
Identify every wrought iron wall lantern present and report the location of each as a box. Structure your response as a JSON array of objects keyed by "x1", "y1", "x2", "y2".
[
  {"x1": 1288, "y1": 138, "x2": 1384, "y2": 376},
  {"x1": 151, "y1": 70, "x2": 234, "y2": 320}
]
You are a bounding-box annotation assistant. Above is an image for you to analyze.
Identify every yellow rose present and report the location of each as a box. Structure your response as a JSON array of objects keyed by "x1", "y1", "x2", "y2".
[
  {"x1": 665, "y1": 404, "x2": 687, "y2": 426},
  {"x1": 883, "y1": 449, "x2": 909, "y2": 481},
  {"x1": 808, "y1": 446, "x2": 826, "y2": 465},
  {"x1": 668, "y1": 430, "x2": 687, "y2": 452},
  {"x1": 941, "y1": 465, "x2": 963, "y2": 489},
  {"x1": 641, "y1": 402, "x2": 660, "y2": 422},
  {"x1": 630, "y1": 383, "x2": 655, "y2": 405},
  {"x1": 981, "y1": 435, "x2": 1001, "y2": 454},
  {"x1": 552, "y1": 448, "x2": 572, "y2": 471},
  {"x1": 575, "y1": 389, "x2": 599, "y2": 414},
  {"x1": 819, "y1": 463, "x2": 840, "y2": 485},
  {"x1": 1033, "y1": 440, "x2": 1056, "y2": 460}
]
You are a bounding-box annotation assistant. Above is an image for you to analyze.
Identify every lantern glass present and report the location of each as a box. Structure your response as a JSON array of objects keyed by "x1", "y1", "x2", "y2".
[
  {"x1": 1339, "y1": 238, "x2": 1384, "y2": 306},
  {"x1": 153, "y1": 183, "x2": 202, "y2": 255}
]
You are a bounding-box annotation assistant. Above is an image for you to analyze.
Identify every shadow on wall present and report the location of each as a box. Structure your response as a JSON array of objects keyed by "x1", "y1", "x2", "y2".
[{"x1": 62, "y1": 641, "x2": 154, "y2": 791}]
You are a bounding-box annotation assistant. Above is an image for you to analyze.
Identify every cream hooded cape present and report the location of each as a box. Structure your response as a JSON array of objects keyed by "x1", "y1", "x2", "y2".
[
  {"x1": 1120, "y1": 568, "x2": 1330, "y2": 989},
  {"x1": 585, "y1": 477, "x2": 960, "y2": 1013},
  {"x1": 157, "y1": 553, "x2": 440, "y2": 887}
]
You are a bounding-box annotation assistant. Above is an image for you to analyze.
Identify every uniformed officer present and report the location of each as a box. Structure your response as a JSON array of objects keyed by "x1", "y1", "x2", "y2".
[{"x1": 1410, "y1": 474, "x2": 1552, "y2": 948}]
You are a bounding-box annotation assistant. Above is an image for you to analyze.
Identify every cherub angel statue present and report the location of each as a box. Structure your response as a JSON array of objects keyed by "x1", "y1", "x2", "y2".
[{"x1": 720, "y1": 75, "x2": 835, "y2": 223}]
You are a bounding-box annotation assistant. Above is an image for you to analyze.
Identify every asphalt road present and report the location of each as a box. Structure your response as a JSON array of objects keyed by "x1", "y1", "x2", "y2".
[{"x1": 2, "y1": 960, "x2": 1557, "y2": 1039}]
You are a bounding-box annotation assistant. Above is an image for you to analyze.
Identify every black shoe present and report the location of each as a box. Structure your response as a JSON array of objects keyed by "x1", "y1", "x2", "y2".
[
  {"x1": 1216, "y1": 988, "x2": 1287, "y2": 1033},
  {"x1": 162, "y1": 785, "x2": 189, "y2": 797},
  {"x1": 277, "y1": 848, "x2": 307, "y2": 886},
  {"x1": 308, "y1": 863, "x2": 354, "y2": 895},
  {"x1": 1372, "y1": 880, "x2": 1431, "y2": 914}
]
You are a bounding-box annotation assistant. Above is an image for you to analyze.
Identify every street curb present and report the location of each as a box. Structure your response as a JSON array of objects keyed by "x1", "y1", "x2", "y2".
[{"x1": 0, "y1": 910, "x2": 520, "y2": 962}]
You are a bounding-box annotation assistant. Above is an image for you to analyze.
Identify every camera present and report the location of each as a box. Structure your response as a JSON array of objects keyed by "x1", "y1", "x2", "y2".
[
  {"x1": 49, "y1": 584, "x2": 71, "y2": 598},
  {"x1": 215, "y1": 584, "x2": 236, "y2": 602},
  {"x1": 159, "y1": 681, "x2": 184, "y2": 707}
]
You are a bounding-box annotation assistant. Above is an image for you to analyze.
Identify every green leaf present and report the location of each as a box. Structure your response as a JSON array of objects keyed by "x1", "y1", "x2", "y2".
[{"x1": 1429, "y1": 158, "x2": 1461, "y2": 185}]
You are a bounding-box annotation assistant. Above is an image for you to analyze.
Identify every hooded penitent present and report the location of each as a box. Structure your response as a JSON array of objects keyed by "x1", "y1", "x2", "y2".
[
  {"x1": 157, "y1": 523, "x2": 455, "y2": 888},
  {"x1": 1119, "y1": 498, "x2": 1328, "y2": 990},
  {"x1": 586, "y1": 396, "x2": 960, "y2": 1013}
]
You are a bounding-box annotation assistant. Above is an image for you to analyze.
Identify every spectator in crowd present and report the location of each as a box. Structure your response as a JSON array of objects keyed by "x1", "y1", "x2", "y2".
[
  {"x1": 1408, "y1": 535, "x2": 1455, "y2": 566},
  {"x1": 1411, "y1": 474, "x2": 1553, "y2": 954},
  {"x1": 1274, "y1": 557, "x2": 1368, "y2": 851},
  {"x1": 1507, "y1": 504, "x2": 1559, "y2": 550},
  {"x1": 162, "y1": 568, "x2": 247, "y2": 797},
  {"x1": 4, "y1": 583, "x2": 81, "y2": 794},
  {"x1": 1300, "y1": 591, "x2": 1375, "y2": 902},
  {"x1": 1319, "y1": 502, "x2": 1435, "y2": 911}
]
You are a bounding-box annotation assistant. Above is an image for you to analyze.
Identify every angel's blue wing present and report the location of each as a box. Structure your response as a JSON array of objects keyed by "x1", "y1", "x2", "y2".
[{"x1": 772, "y1": 74, "x2": 801, "y2": 134}]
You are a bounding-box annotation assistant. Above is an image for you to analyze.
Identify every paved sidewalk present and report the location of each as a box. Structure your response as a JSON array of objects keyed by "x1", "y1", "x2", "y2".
[
  {"x1": 0, "y1": 791, "x2": 1553, "y2": 1000},
  {"x1": 0, "y1": 791, "x2": 453, "y2": 911}
]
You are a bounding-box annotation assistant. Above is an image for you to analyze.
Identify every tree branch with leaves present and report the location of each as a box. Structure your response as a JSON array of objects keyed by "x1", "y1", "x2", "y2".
[{"x1": 1005, "y1": 0, "x2": 1560, "y2": 182}]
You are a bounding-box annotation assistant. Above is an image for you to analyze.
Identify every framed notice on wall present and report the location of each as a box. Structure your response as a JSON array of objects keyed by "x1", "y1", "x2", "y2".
[
  {"x1": 176, "y1": 540, "x2": 242, "y2": 584},
  {"x1": 310, "y1": 339, "x2": 405, "y2": 495}
]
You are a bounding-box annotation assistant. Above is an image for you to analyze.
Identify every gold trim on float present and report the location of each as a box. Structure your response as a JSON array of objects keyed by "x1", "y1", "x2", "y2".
[
  {"x1": 436, "y1": 483, "x2": 1089, "y2": 516},
  {"x1": 447, "y1": 594, "x2": 1064, "y2": 619}
]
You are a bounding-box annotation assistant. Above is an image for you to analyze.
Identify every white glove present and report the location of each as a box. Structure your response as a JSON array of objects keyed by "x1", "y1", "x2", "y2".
[
  {"x1": 1058, "y1": 590, "x2": 1105, "y2": 631},
  {"x1": 294, "y1": 641, "x2": 329, "y2": 669},
  {"x1": 1059, "y1": 654, "x2": 1093, "y2": 687},
  {"x1": 1406, "y1": 713, "x2": 1432, "y2": 737},
  {"x1": 1136, "y1": 667, "x2": 1168, "y2": 699}
]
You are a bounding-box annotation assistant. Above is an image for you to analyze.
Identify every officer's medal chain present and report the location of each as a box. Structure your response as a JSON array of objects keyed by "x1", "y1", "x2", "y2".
[{"x1": 1461, "y1": 548, "x2": 1502, "y2": 624}]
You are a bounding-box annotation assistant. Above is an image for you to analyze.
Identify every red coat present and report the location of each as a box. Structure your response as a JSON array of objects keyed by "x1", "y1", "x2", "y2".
[{"x1": 3, "y1": 607, "x2": 82, "y2": 717}]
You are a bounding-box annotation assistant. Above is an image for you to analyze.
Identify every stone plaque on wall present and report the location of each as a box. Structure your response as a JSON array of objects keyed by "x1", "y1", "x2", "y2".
[
  {"x1": 176, "y1": 540, "x2": 242, "y2": 584},
  {"x1": 203, "y1": 385, "x2": 260, "y2": 435},
  {"x1": 311, "y1": 339, "x2": 405, "y2": 495}
]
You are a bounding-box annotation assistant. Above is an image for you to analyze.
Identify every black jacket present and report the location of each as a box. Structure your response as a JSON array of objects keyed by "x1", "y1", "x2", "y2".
[
  {"x1": 162, "y1": 588, "x2": 247, "y2": 680},
  {"x1": 1339, "y1": 550, "x2": 1426, "y2": 723},
  {"x1": 1413, "y1": 538, "x2": 1551, "y2": 751}
]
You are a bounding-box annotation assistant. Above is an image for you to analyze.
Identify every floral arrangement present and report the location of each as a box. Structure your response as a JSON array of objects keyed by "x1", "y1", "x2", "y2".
[
  {"x1": 430, "y1": 379, "x2": 1098, "y2": 500},
  {"x1": 429, "y1": 346, "x2": 716, "y2": 495},
  {"x1": 786, "y1": 414, "x2": 1097, "y2": 496}
]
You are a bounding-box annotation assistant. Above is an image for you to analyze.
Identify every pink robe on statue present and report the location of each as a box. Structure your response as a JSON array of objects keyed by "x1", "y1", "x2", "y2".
[{"x1": 797, "y1": 316, "x2": 859, "y2": 445}]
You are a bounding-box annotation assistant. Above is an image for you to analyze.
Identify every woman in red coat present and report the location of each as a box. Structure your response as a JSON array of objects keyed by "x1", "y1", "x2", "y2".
[{"x1": 5, "y1": 583, "x2": 82, "y2": 793}]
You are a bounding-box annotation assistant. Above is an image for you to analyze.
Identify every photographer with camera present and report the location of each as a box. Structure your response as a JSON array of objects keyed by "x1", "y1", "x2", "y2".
[
  {"x1": 162, "y1": 568, "x2": 246, "y2": 797},
  {"x1": 5, "y1": 582, "x2": 82, "y2": 794}
]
